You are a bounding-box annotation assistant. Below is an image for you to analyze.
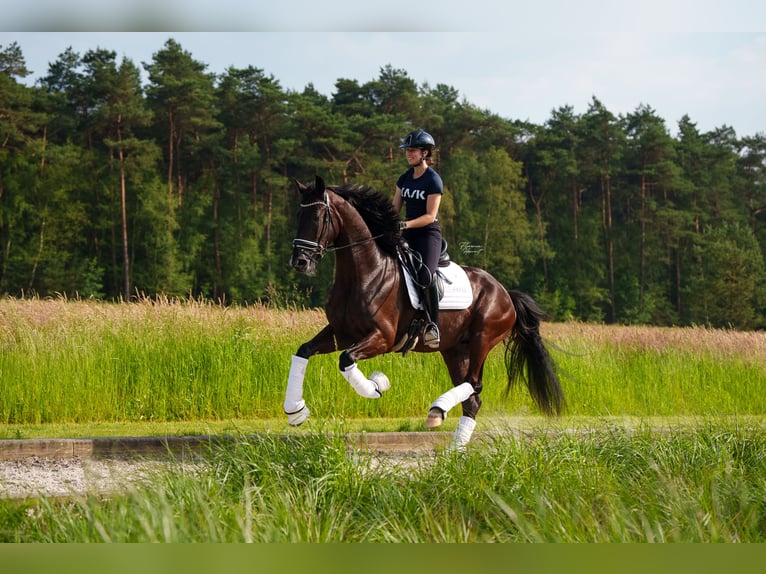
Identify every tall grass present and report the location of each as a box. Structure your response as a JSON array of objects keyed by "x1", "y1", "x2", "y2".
[
  {"x1": 543, "y1": 322, "x2": 766, "y2": 416},
  {"x1": 0, "y1": 297, "x2": 764, "y2": 426},
  {"x1": 3, "y1": 424, "x2": 765, "y2": 542}
]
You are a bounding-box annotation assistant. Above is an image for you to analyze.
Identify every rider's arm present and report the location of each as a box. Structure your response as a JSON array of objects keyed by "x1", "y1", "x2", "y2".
[
  {"x1": 393, "y1": 186, "x2": 404, "y2": 213},
  {"x1": 403, "y1": 194, "x2": 441, "y2": 230}
]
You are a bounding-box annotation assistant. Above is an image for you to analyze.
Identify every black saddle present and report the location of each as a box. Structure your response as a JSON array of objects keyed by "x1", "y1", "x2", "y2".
[{"x1": 438, "y1": 240, "x2": 450, "y2": 267}]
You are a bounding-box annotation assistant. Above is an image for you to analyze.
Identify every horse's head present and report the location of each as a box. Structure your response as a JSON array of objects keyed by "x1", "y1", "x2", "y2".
[{"x1": 290, "y1": 175, "x2": 337, "y2": 276}]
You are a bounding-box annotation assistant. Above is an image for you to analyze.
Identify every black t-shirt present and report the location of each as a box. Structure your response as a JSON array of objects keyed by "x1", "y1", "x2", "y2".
[{"x1": 396, "y1": 167, "x2": 443, "y2": 226}]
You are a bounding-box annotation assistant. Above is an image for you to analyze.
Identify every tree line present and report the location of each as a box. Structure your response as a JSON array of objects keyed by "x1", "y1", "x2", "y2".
[{"x1": 1, "y1": 38, "x2": 765, "y2": 329}]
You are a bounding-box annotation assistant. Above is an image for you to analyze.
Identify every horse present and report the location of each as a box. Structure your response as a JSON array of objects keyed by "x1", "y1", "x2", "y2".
[{"x1": 284, "y1": 176, "x2": 565, "y2": 451}]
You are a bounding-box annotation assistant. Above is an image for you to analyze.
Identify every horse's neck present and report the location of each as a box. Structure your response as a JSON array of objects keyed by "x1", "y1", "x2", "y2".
[
  {"x1": 334, "y1": 203, "x2": 391, "y2": 286},
  {"x1": 334, "y1": 248, "x2": 395, "y2": 298}
]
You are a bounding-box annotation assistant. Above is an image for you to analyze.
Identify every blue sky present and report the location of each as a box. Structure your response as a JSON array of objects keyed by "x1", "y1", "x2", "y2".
[{"x1": 3, "y1": 2, "x2": 766, "y2": 137}]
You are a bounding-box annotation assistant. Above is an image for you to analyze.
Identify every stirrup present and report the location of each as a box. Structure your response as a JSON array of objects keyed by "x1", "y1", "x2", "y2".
[{"x1": 423, "y1": 323, "x2": 440, "y2": 348}]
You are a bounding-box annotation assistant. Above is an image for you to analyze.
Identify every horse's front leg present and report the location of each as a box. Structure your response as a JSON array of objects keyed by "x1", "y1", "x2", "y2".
[
  {"x1": 338, "y1": 331, "x2": 393, "y2": 399},
  {"x1": 284, "y1": 325, "x2": 337, "y2": 426}
]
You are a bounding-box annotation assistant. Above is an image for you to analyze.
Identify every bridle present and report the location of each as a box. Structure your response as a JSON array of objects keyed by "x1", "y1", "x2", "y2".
[
  {"x1": 292, "y1": 191, "x2": 383, "y2": 263},
  {"x1": 292, "y1": 192, "x2": 334, "y2": 263}
]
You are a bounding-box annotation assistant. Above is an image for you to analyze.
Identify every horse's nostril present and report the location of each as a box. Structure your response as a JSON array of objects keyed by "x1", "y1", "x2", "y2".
[{"x1": 291, "y1": 257, "x2": 307, "y2": 271}]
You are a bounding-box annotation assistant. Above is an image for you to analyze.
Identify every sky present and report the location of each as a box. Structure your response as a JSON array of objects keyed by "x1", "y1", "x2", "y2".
[{"x1": 3, "y1": 1, "x2": 766, "y2": 138}]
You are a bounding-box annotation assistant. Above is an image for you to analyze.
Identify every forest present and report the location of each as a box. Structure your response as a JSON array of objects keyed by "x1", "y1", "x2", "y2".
[{"x1": 1, "y1": 38, "x2": 765, "y2": 329}]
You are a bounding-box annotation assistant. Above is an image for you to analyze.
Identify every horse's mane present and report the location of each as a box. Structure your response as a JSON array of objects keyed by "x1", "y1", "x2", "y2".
[{"x1": 328, "y1": 182, "x2": 402, "y2": 258}]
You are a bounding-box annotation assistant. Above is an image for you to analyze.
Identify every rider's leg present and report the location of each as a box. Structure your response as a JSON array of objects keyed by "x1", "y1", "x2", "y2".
[
  {"x1": 422, "y1": 279, "x2": 440, "y2": 348},
  {"x1": 420, "y1": 230, "x2": 442, "y2": 349},
  {"x1": 406, "y1": 228, "x2": 442, "y2": 349}
]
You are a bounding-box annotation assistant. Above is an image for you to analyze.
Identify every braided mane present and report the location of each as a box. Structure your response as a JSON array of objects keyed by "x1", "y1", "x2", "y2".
[{"x1": 328, "y1": 182, "x2": 403, "y2": 258}]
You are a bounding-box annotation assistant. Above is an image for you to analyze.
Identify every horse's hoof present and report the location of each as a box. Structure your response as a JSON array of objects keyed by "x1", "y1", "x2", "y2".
[
  {"x1": 425, "y1": 407, "x2": 445, "y2": 428},
  {"x1": 369, "y1": 371, "x2": 391, "y2": 393},
  {"x1": 286, "y1": 406, "x2": 310, "y2": 426}
]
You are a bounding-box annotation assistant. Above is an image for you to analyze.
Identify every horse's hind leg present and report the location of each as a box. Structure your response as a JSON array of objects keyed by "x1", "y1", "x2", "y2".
[
  {"x1": 426, "y1": 381, "x2": 475, "y2": 427},
  {"x1": 428, "y1": 351, "x2": 486, "y2": 451},
  {"x1": 427, "y1": 352, "x2": 485, "y2": 421},
  {"x1": 450, "y1": 374, "x2": 483, "y2": 451}
]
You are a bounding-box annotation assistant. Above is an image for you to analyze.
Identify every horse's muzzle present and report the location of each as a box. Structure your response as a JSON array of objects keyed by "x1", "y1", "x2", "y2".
[
  {"x1": 290, "y1": 251, "x2": 317, "y2": 276},
  {"x1": 291, "y1": 239, "x2": 323, "y2": 275}
]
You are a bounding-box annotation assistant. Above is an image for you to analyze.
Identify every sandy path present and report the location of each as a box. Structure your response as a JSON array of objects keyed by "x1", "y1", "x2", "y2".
[{"x1": 0, "y1": 457, "x2": 193, "y2": 499}]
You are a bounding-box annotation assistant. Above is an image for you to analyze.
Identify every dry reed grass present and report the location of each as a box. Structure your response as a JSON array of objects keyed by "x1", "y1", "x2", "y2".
[
  {"x1": 543, "y1": 321, "x2": 766, "y2": 367},
  {"x1": 2, "y1": 296, "x2": 763, "y2": 364},
  {"x1": 0, "y1": 295, "x2": 327, "y2": 341}
]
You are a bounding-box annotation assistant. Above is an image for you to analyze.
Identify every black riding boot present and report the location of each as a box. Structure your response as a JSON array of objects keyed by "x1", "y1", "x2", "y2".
[{"x1": 422, "y1": 280, "x2": 440, "y2": 349}]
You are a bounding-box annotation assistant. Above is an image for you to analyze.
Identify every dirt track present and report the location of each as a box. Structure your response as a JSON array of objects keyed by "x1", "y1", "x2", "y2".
[
  {"x1": 0, "y1": 456, "x2": 199, "y2": 499},
  {"x1": 0, "y1": 433, "x2": 453, "y2": 499}
]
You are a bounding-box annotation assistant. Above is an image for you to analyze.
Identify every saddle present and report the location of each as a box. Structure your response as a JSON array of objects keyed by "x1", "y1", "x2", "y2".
[
  {"x1": 395, "y1": 240, "x2": 470, "y2": 355},
  {"x1": 397, "y1": 240, "x2": 451, "y2": 299}
]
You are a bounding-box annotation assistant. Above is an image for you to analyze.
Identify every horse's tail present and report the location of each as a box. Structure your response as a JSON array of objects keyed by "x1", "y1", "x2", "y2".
[{"x1": 504, "y1": 290, "x2": 565, "y2": 416}]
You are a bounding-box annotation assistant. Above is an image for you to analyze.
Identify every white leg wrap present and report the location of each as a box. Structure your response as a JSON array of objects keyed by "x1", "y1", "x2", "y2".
[
  {"x1": 284, "y1": 355, "x2": 310, "y2": 425},
  {"x1": 341, "y1": 363, "x2": 382, "y2": 399},
  {"x1": 430, "y1": 382, "x2": 475, "y2": 416},
  {"x1": 449, "y1": 416, "x2": 477, "y2": 452}
]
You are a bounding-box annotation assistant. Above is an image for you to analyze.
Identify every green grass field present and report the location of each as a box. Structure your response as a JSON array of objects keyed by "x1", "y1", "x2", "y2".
[
  {"x1": 1, "y1": 297, "x2": 765, "y2": 542},
  {"x1": 0, "y1": 297, "x2": 764, "y2": 435}
]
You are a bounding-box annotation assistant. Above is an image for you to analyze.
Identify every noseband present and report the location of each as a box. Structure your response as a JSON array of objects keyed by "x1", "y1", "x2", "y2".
[
  {"x1": 292, "y1": 191, "x2": 382, "y2": 262},
  {"x1": 292, "y1": 192, "x2": 335, "y2": 263}
]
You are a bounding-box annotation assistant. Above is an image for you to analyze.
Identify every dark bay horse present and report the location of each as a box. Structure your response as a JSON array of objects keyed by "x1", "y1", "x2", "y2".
[{"x1": 285, "y1": 176, "x2": 565, "y2": 450}]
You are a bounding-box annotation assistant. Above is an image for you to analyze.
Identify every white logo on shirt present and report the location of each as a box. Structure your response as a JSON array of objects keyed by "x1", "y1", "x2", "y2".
[{"x1": 401, "y1": 188, "x2": 426, "y2": 200}]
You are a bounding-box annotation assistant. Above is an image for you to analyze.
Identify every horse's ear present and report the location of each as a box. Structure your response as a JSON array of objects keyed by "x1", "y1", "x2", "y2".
[
  {"x1": 315, "y1": 175, "x2": 325, "y2": 193},
  {"x1": 293, "y1": 178, "x2": 307, "y2": 194}
]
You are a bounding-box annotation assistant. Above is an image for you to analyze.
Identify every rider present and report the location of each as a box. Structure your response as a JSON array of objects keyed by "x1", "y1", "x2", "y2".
[{"x1": 393, "y1": 129, "x2": 443, "y2": 349}]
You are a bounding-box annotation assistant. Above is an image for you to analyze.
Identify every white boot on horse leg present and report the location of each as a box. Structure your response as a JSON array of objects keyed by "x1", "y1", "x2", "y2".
[
  {"x1": 342, "y1": 363, "x2": 390, "y2": 398},
  {"x1": 425, "y1": 382, "x2": 475, "y2": 428},
  {"x1": 448, "y1": 416, "x2": 477, "y2": 452},
  {"x1": 369, "y1": 371, "x2": 391, "y2": 393},
  {"x1": 284, "y1": 355, "x2": 310, "y2": 426}
]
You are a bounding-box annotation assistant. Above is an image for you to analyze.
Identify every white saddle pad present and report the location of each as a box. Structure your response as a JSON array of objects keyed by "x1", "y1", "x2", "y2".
[{"x1": 403, "y1": 261, "x2": 473, "y2": 310}]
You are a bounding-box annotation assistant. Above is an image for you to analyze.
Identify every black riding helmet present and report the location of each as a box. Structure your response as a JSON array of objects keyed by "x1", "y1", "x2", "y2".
[{"x1": 399, "y1": 129, "x2": 436, "y2": 151}]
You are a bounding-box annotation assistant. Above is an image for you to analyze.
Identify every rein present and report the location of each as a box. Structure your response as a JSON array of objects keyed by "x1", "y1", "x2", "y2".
[
  {"x1": 292, "y1": 235, "x2": 383, "y2": 256},
  {"x1": 293, "y1": 193, "x2": 383, "y2": 259}
]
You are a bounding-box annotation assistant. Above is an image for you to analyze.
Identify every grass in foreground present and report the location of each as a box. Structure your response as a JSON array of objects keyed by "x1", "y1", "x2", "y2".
[{"x1": 2, "y1": 422, "x2": 765, "y2": 542}]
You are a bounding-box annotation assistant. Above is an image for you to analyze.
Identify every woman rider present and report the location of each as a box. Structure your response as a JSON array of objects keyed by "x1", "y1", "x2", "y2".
[{"x1": 392, "y1": 129, "x2": 443, "y2": 349}]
